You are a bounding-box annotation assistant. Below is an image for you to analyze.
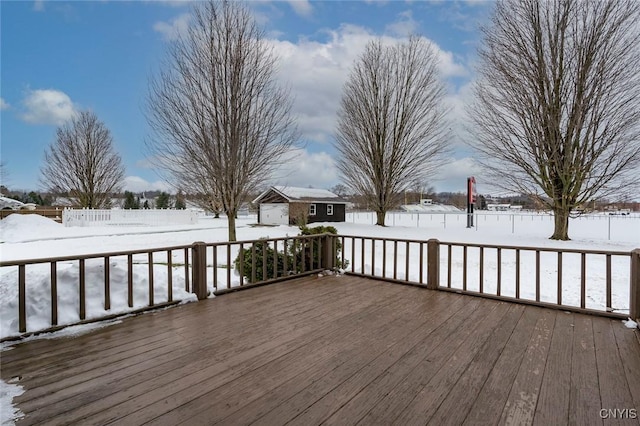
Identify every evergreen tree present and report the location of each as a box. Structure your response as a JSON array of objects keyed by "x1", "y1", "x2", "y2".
[
  {"x1": 123, "y1": 191, "x2": 140, "y2": 209},
  {"x1": 155, "y1": 192, "x2": 171, "y2": 209}
]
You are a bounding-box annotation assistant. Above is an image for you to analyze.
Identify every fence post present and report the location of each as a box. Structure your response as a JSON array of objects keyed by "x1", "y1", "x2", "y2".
[
  {"x1": 427, "y1": 239, "x2": 440, "y2": 290},
  {"x1": 321, "y1": 234, "x2": 335, "y2": 270},
  {"x1": 191, "y1": 241, "x2": 208, "y2": 300},
  {"x1": 631, "y1": 249, "x2": 640, "y2": 323}
]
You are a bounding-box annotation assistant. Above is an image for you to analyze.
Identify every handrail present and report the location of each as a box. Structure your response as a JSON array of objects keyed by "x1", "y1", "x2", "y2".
[{"x1": 0, "y1": 243, "x2": 193, "y2": 266}]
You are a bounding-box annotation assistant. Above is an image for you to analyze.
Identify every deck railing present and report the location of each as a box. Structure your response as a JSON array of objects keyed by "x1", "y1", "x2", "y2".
[
  {"x1": 0, "y1": 233, "x2": 335, "y2": 339},
  {"x1": 0, "y1": 244, "x2": 193, "y2": 337},
  {"x1": 1, "y1": 233, "x2": 638, "y2": 340},
  {"x1": 339, "y1": 235, "x2": 639, "y2": 320},
  {"x1": 195, "y1": 233, "x2": 336, "y2": 296}
]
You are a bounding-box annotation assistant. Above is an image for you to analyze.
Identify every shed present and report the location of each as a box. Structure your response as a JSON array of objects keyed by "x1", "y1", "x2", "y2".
[{"x1": 253, "y1": 186, "x2": 347, "y2": 225}]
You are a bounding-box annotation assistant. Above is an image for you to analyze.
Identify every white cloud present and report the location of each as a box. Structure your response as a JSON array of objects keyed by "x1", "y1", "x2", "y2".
[
  {"x1": 268, "y1": 24, "x2": 469, "y2": 144},
  {"x1": 287, "y1": 0, "x2": 313, "y2": 17},
  {"x1": 33, "y1": 0, "x2": 45, "y2": 12},
  {"x1": 385, "y1": 10, "x2": 419, "y2": 37},
  {"x1": 153, "y1": 13, "x2": 190, "y2": 41},
  {"x1": 21, "y1": 89, "x2": 77, "y2": 125},
  {"x1": 0, "y1": 98, "x2": 9, "y2": 111},
  {"x1": 123, "y1": 176, "x2": 172, "y2": 193},
  {"x1": 270, "y1": 147, "x2": 340, "y2": 189}
]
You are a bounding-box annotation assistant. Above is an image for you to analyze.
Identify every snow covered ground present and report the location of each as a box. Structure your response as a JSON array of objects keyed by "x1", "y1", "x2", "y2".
[{"x1": 0, "y1": 210, "x2": 638, "y2": 425}]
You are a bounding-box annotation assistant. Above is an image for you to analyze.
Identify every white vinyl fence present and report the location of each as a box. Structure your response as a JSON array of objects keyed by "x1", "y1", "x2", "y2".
[{"x1": 62, "y1": 208, "x2": 200, "y2": 227}]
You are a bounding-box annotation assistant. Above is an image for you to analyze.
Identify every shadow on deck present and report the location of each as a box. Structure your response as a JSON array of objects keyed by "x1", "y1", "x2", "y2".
[{"x1": 2, "y1": 275, "x2": 639, "y2": 425}]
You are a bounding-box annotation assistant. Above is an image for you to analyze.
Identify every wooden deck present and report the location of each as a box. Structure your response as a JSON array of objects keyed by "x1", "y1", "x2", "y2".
[{"x1": 2, "y1": 275, "x2": 639, "y2": 425}]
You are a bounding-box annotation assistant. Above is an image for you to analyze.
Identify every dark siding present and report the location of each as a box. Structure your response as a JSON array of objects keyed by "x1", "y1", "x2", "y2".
[{"x1": 309, "y1": 202, "x2": 345, "y2": 223}]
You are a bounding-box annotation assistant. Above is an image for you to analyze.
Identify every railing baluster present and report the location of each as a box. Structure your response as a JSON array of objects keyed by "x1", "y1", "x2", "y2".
[
  {"x1": 19, "y1": 265, "x2": 26, "y2": 333},
  {"x1": 351, "y1": 237, "x2": 355, "y2": 273},
  {"x1": 292, "y1": 239, "x2": 298, "y2": 274},
  {"x1": 419, "y1": 242, "x2": 424, "y2": 284},
  {"x1": 361, "y1": 238, "x2": 365, "y2": 274},
  {"x1": 239, "y1": 243, "x2": 244, "y2": 286},
  {"x1": 79, "y1": 259, "x2": 86, "y2": 320},
  {"x1": 535, "y1": 250, "x2": 540, "y2": 302},
  {"x1": 148, "y1": 252, "x2": 154, "y2": 306},
  {"x1": 213, "y1": 245, "x2": 218, "y2": 291},
  {"x1": 167, "y1": 250, "x2": 173, "y2": 302},
  {"x1": 227, "y1": 244, "x2": 232, "y2": 289},
  {"x1": 557, "y1": 252, "x2": 562, "y2": 305},
  {"x1": 606, "y1": 254, "x2": 611, "y2": 312},
  {"x1": 382, "y1": 240, "x2": 387, "y2": 278},
  {"x1": 447, "y1": 245, "x2": 452, "y2": 288},
  {"x1": 184, "y1": 247, "x2": 189, "y2": 292},
  {"x1": 515, "y1": 249, "x2": 520, "y2": 299},
  {"x1": 128, "y1": 254, "x2": 133, "y2": 307},
  {"x1": 581, "y1": 253, "x2": 586, "y2": 309},
  {"x1": 301, "y1": 238, "x2": 306, "y2": 272},
  {"x1": 317, "y1": 238, "x2": 321, "y2": 271},
  {"x1": 314, "y1": 239, "x2": 318, "y2": 270},
  {"x1": 273, "y1": 240, "x2": 278, "y2": 279},
  {"x1": 405, "y1": 242, "x2": 410, "y2": 282},
  {"x1": 393, "y1": 240, "x2": 398, "y2": 280},
  {"x1": 497, "y1": 248, "x2": 501, "y2": 296},
  {"x1": 371, "y1": 239, "x2": 376, "y2": 276},
  {"x1": 479, "y1": 247, "x2": 484, "y2": 293},
  {"x1": 104, "y1": 256, "x2": 110, "y2": 310},
  {"x1": 340, "y1": 236, "x2": 345, "y2": 270},
  {"x1": 51, "y1": 262, "x2": 57, "y2": 326},
  {"x1": 283, "y1": 240, "x2": 288, "y2": 275},
  {"x1": 252, "y1": 243, "x2": 257, "y2": 283},
  {"x1": 463, "y1": 246, "x2": 468, "y2": 291}
]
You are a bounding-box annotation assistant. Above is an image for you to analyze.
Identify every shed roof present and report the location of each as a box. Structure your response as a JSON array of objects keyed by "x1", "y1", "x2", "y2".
[{"x1": 253, "y1": 186, "x2": 348, "y2": 204}]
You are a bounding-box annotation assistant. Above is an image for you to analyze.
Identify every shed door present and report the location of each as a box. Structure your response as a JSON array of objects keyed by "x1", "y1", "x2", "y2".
[{"x1": 260, "y1": 203, "x2": 289, "y2": 225}]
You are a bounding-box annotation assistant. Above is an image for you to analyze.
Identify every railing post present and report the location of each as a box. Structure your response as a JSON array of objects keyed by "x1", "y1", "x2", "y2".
[
  {"x1": 191, "y1": 241, "x2": 208, "y2": 300},
  {"x1": 631, "y1": 249, "x2": 640, "y2": 323},
  {"x1": 427, "y1": 238, "x2": 440, "y2": 290},
  {"x1": 322, "y1": 234, "x2": 335, "y2": 270}
]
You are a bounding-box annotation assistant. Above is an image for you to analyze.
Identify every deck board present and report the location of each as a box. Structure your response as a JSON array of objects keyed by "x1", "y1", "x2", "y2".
[{"x1": 1, "y1": 275, "x2": 639, "y2": 426}]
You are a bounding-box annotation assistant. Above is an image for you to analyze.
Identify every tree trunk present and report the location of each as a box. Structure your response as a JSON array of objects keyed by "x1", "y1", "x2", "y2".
[
  {"x1": 375, "y1": 210, "x2": 386, "y2": 226},
  {"x1": 227, "y1": 211, "x2": 237, "y2": 242},
  {"x1": 551, "y1": 208, "x2": 570, "y2": 240}
]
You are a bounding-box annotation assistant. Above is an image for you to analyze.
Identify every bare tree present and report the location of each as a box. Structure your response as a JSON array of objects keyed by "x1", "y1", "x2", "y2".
[
  {"x1": 469, "y1": 0, "x2": 640, "y2": 240},
  {"x1": 146, "y1": 1, "x2": 298, "y2": 241},
  {"x1": 334, "y1": 37, "x2": 449, "y2": 226},
  {"x1": 41, "y1": 110, "x2": 125, "y2": 208}
]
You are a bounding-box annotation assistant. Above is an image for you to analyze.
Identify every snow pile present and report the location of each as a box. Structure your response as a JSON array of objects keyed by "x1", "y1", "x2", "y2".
[
  {"x1": 274, "y1": 186, "x2": 340, "y2": 200},
  {"x1": 623, "y1": 318, "x2": 639, "y2": 329},
  {"x1": 0, "y1": 257, "x2": 198, "y2": 339},
  {"x1": 0, "y1": 214, "x2": 62, "y2": 244},
  {"x1": 400, "y1": 204, "x2": 462, "y2": 213},
  {"x1": 0, "y1": 378, "x2": 24, "y2": 425}
]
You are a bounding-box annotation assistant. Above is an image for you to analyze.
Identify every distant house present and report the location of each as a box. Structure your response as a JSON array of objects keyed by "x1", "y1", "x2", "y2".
[{"x1": 253, "y1": 186, "x2": 347, "y2": 225}]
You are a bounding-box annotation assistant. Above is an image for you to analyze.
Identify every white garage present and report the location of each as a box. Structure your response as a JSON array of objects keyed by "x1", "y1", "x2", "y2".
[{"x1": 259, "y1": 203, "x2": 289, "y2": 225}]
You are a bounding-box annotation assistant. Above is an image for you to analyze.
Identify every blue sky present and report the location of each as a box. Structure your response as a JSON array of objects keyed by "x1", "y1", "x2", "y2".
[{"x1": 1, "y1": 0, "x2": 491, "y2": 194}]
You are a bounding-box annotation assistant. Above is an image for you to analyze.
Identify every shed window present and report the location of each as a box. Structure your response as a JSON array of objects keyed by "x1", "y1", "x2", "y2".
[
  {"x1": 309, "y1": 204, "x2": 316, "y2": 215},
  {"x1": 327, "y1": 204, "x2": 334, "y2": 215}
]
